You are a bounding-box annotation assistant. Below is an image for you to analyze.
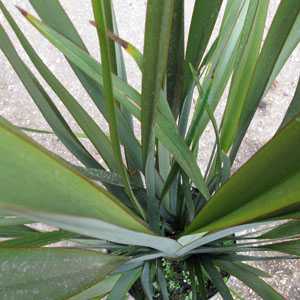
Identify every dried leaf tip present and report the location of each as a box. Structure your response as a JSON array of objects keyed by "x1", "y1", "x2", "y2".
[
  {"x1": 89, "y1": 20, "x2": 96, "y2": 27},
  {"x1": 89, "y1": 19, "x2": 128, "y2": 49},
  {"x1": 15, "y1": 6, "x2": 29, "y2": 17}
]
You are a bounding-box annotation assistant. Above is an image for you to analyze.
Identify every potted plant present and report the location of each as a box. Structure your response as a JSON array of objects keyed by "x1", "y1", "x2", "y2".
[{"x1": 0, "y1": 0, "x2": 299, "y2": 299}]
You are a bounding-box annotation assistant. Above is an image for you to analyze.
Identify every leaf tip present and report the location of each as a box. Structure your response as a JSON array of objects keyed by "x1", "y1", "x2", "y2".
[
  {"x1": 89, "y1": 20, "x2": 96, "y2": 27},
  {"x1": 89, "y1": 19, "x2": 128, "y2": 49},
  {"x1": 15, "y1": 5, "x2": 29, "y2": 17}
]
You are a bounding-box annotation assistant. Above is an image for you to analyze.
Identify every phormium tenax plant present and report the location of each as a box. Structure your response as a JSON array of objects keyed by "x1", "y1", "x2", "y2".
[{"x1": 0, "y1": 0, "x2": 300, "y2": 299}]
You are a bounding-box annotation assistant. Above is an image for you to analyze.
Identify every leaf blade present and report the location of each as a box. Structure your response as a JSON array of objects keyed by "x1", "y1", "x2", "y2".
[
  {"x1": 0, "y1": 248, "x2": 124, "y2": 300},
  {"x1": 214, "y1": 260, "x2": 284, "y2": 299},
  {"x1": 231, "y1": 0, "x2": 300, "y2": 160},
  {"x1": 186, "y1": 115, "x2": 300, "y2": 234},
  {"x1": 0, "y1": 117, "x2": 149, "y2": 233},
  {"x1": 20, "y1": 12, "x2": 209, "y2": 199},
  {"x1": 141, "y1": 0, "x2": 174, "y2": 163},
  {"x1": 92, "y1": 0, "x2": 145, "y2": 219},
  {"x1": 0, "y1": 23, "x2": 99, "y2": 169}
]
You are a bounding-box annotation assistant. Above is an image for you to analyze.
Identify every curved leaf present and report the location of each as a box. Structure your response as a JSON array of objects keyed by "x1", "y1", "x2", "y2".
[
  {"x1": 261, "y1": 220, "x2": 300, "y2": 239},
  {"x1": 184, "y1": 0, "x2": 223, "y2": 97},
  {"x1": 220, "y1": 0, "x2": 269, "y2": 152},
  {"x1": 92, "y1": 0, "x2": 145, "y2": 219},
  {"x1": 186, "y1": 115, "x2": 300, "y2": 234},
  {"x1": 28, "y1": 0, "x2": 143, "y2": 173},
  {"x1": 0, "y1": 117, "x2": 149, "y2": 233},
  {"x1": 0, "y1": 230, "x2": 74, "y2": 248},
  {"x1": 281, "y1": 77, "x2": 300, "y2": 128},
  {"x1": 0, "y1": 248, "x2": 124, "y2": 300},
  {"x1": 2, "y1": 210, "x2": 181, "y2": 256},
  {"x1": 202, "y1": 258, "x2": 233, "y2": 300},
  {"x1": 0, "y1": 2, "x2": 118, "y2": 171},
  {"x1": 214, "y1": 260, "x2": 284, "y2": 299},
  {"x1": 141, "y1": 0, "x2": 174, "y2": 163},
  {"x1": 231, "y1": 0, "x2": 300, "y2": 159},
  {"x1": 107, "y1": 268, "x2": 142, "y2": 300},
  {"x1": 0, "y1": 23, "x2": 99, "y2": 169},
  {"x1": 20, "y1": 13, "x2": 209, "y2": 200},
  {"x1": 68, "y1": 274, "x2": 121, "y2": 300}
]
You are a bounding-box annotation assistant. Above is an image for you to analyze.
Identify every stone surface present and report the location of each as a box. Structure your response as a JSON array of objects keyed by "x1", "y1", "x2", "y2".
[{"x1": 0, "y1": 1, "x2": 299, "y2": 299}]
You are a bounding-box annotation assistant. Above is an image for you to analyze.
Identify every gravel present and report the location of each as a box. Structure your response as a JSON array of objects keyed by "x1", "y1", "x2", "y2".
[{"x1": 0, "y1": 1, "x2": 299, "y2": 299}]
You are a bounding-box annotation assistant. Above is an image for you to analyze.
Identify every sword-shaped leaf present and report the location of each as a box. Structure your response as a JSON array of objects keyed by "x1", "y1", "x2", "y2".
[
  {"x1": 231, "y1": 0, "x2": 300, "y2": 160},
  {"x1": 20, "y1": 13, "x2": 209, "y2": 200},
  {"x1": 141, "y1": 0, "x2": 174, "y2": 164},
  {"x1": 0, "y1": 117, "x2": 149, "y2": 233},
  {"x1": 92, "y1": 0, "x2": 145, "y2": 219},
  {"x1": 0, "y1": 248, "x2": 125, "y2": 300},
  {"x1": 214, "y1": 260, "x2": 284, "y2": 299},
  {"x1": 186, "y1": 114, "x2": 300, "y2": 234},
  {"x1": 0, "y1": 24, "x2": 99, "y2": 169}
]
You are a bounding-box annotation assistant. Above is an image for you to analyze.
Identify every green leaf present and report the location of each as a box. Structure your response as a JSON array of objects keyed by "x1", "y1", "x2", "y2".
[
  {"x1": 0, "y1": 2, "x2": 120, "y2": 171},
  {"x1": 167, "y1": 0, "x2": 184, "y2": 117},
  {"x1": 107, "y1": 268, "x2": 142, "y2": 300},
  {"x1": 20, "y1": 12, "x2": 209, "y2": 199},
  {"x1": 28, "y1": 0, "x2": 103, "y2": 108},
  {"x1": 73, "y1": 166, "x2": 143, "y2": 189},
  {"x1": 0, "y1": 23, "x2": 99, "y2": 169},
  {"x1": 157, "y1": 265, "x2": 169, "y2": 300},
  {"x1": 0, "y1": 216, "x2": 31, "y2": 227},
  {"x1": 275, "y1": 210, "x2": 300, "y2": 220},
  {"x1": 220, "y1": 0, "x2": 269, "y2": 152},
  {"x1": 281, "y1": 77, "x2": 300, "y2": 128},
  {"x1": 109, "y1": 4, "x2": 139, "y2": 181},
  {"x1": 0, "y1": 248, "x2": 125, "y2": 300},
  {"x1": 178, "y1": 222, "x2": 272, "y2": 256},
  {"x1": 0, "y1": 225, "x2": 34, "y2": 238},
  {"x1": 145, "y1": 140, "x2": 160, "y2": 232},
  {"x1": 28, "y1": 0, "x2": 142, "y2": 173},
  {"x1": 231, "y1": 0, "x2": 300, "y2": 160},
  {"x1": 3, "y1": 210, "x2": 181, "y2": 256},
  {"x1": 17, "y1": 126, "x2": 87, "y2": 139},
  {"x1": 217, "y1": 254, "x2": 298, "y2": 262},
  {"x1": 69, "y1": 274, "x2": 121, "y2": 300},
  {"x1": 227, "y1": 261, "x2": 270, "y2": 278},
  {"x1": 141, "y1": 262, "x2": 154, "y2": 300},
  {"x1": 187, "y1": 261, "x2": 198, "y2": 300},
  {"x1": 267, "y1": 13, "x2": 300, "y2": 96},
  {"x1": 202, "y1": 258, "x2": 233, "y2": 300},
  {"x1": 0, "y1": 117, "x2": 149, "y2": 233},
  {"x1": 101, "y1": 0, "x2": 118, "y2": 75},
  {"x1": 186, "y1": 0, "x2": 250, "y2": 151},
  {"x1": 0, "y1": 230, "x2": 74, "y2": 248},
  {"x1": 90, "y1": 20, "x2": 143, "y2": 71},
  {"x1": 156, "y1": 116, "x2": 210, "y2": 199},
  {"x1": 190, "y1": 64, "x2": 223, "y2": 181},
  {"x1": 122, "y1": 253, "x2": 164, "y2": 271},
  {"x1": 260, "y1": 220, "x2": 300, "y2": 239},
  {"x1": 141, "y1": 0, "x2": 174, "y2": 164},
  {"x1": 186, "y1": 115, "x2": 300, "y2": 234},
  {"x1": 194, "y1": 261, "x2": 207, "y2": 300},
  {"x1": 29, "y1": 0, "x2": 87, "y2": 50},
  {"x1": 93, "y1": 0, "x2": 145, "y2": 219},
  {"x1": 264, "y1": 239, "x2": 300, "y2": 257},
  {"x1": 214, "y1": 260, "x2": 284, "y2": 299},
  {"x1": 184, "y1": 0, "x2": 223, "y2": 97}
]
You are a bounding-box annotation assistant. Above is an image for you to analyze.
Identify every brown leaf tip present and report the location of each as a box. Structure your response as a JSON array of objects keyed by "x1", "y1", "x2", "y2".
[
  {"x1": 89, "y1": 20, "x2": 96, "y2": 27},
  {"x1": 110, "y1": 33, "x2": 128, "y2": 49},
  {"x1": 15, "y1": 6, "x2": 29, "y2": 17},
  {"x1": 89, "y1": 19, "x2": 128, "y2": 49}
]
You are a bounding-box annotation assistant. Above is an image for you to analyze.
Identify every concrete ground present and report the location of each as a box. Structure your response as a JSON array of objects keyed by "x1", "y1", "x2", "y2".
[{"x1": 0, "y1": 0, "x2": 299, "y2": 299}]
